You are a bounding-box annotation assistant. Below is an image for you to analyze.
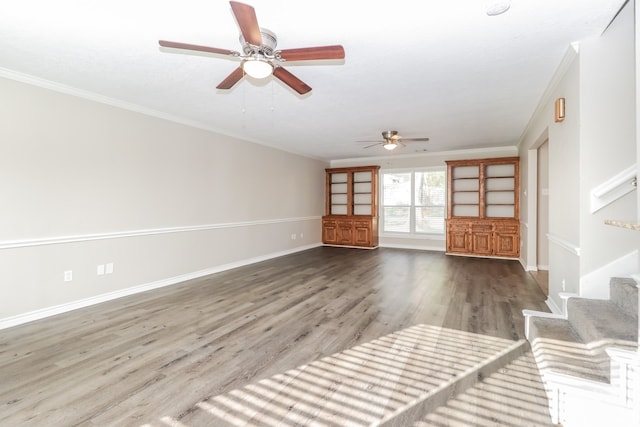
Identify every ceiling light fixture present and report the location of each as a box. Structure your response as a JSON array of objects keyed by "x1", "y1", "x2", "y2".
[
  {"x1": 486, "y1": 1, "x2": 511, "y2": 16},
  {"x1": 383, "y1": 141, "x2": 398, "y2": 150},
  {"x1": 242, "y1": 57, "x2": 273, "y2": 79}
]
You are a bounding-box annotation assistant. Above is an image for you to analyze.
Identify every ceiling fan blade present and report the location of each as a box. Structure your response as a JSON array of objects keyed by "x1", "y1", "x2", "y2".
[
  {"x1": 159, "y1": 40, "x2": 237, "y2": 56},
  {"x1": 230, "y1": 1, "x2": 262, "y2": 46},
  {"x1": 363, "y1": 143, "x2": 382, "y2": 149},
  {"x1": 399, "y1": 137, "x2": 430, "y2": 142},
  {"x1": 278, "y1": 45, "x2": 345, "y2": 61},
  {"x1": 216, "y1": 67, "x2": 245, "y2": 89},
  {"x1": 273, "y1": 67, "x2": 312, "y2": 95}
]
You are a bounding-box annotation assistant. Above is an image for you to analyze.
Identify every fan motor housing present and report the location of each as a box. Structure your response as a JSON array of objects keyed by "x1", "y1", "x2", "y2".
[
  {"x1": 240, "y1": 28, "x2": 277, "y2": 56},
  {"x1": 382, "y1": 130, "x2": 399, "y2": 140}
]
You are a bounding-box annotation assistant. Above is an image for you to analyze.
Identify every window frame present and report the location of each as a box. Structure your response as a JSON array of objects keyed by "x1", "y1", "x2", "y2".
[{"x1": 379, "y1": 167, "x2": 447, "y2": 239}]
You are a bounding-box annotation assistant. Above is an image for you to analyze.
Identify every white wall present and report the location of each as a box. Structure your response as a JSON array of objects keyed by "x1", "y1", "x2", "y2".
[
  {"x1": 331, "y1": 146, "x2": 519, "y2": 251},
  {"x1": 519, "y1": 0, "x2": 638, "y2": 311},
  {"x1": 537, "y1": 140, "x2": 549, "y2": 269},
  {"x1": 578, "y1": 1, "x2": 638, "y2": 297},
  {"x1": 636, "y1": 1, "x2": 640, "y2": 346},
  {"x1": 0, "y1": 75, "x2": 327, "y2": 325},
  {"x1": 519, "y1": 46, "x2": 582, "y2": 310}
]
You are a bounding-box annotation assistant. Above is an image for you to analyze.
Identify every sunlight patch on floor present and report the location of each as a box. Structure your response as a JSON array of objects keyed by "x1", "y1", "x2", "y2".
[
  {"x1": 415, "y1": 350, "x2": 552, "y2": 426},
  {"x1": 177, "y1": 324, "x2": 550, "y2": 426}
]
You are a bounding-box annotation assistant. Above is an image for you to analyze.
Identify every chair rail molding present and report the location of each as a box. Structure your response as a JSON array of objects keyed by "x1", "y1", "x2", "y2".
[
  {"x1": 590, "y1": 164, "x2": 637, "y2": 213},
  {"x1": 0, "y1": 216, "x2": 321, "y2": 250}
]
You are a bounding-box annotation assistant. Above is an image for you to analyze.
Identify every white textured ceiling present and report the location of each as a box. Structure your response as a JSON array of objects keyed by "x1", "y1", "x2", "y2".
[{"x1": 0, "y1": 0, "x2": 626, "y2": 161}]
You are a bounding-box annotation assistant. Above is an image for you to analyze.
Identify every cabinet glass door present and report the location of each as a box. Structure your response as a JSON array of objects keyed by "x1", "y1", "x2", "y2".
[
  {"x1": 352, "y1": 171, "x2": 373, "y2": 215},
  {"x1": 484, "y1": 164, "x2": 515, "y2": 217},
  {"x1": 329, "y1": 172, "x2": 348, "y2": 215},
  {"x1": 451, "y1": 165, "x2": 480, "y2": 217}
]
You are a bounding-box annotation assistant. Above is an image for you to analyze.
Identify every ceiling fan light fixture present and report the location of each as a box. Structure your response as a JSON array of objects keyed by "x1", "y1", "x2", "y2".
[
  {"x1": 242, "y1": 57, "x2": 273, "y2": 79},
  {"x1": 383, "y1": 141, "x2": 398, "y2": 150},
  {"x1": 486, "y1": 1, "x2": 510, "y2": 16}
]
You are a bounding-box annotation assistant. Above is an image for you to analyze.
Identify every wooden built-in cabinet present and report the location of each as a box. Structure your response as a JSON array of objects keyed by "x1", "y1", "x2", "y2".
[
  {"x1": 445, "y1": 157, "x2": 520, "y2": 258},
  {"x1": 322, "y1": 166, "x2": 380, "y2": 248}
]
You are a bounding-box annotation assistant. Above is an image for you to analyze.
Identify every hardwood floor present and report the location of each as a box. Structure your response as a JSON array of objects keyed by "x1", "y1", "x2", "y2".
[
  {"x1": 529, "y1": 270, "x2": 549, "y2": 297},
  {"x1": 0, "y1": 247, "x2": 554, "y2": 426}
]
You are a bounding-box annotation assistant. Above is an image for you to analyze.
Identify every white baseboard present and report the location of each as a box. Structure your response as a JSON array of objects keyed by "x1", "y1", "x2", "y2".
[
  {"x1": 545, "y1": 297, "x2": 562, "y2": 315},
  {"x1": 0, "y1": 243, "x2": 321, "y2": 330},
  {"x1": 522, "y1": 264, "x2": 548, "y2": 272},
  {"x1": 520, "y1": 257, "x2": 538, "y2": 271},
  {"x1": 379, "y1": 242, "x2": 445, "y2": 252}
]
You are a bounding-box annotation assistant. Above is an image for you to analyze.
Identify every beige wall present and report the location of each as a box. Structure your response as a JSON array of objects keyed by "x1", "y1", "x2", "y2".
[{"x1": 0, "y1": 76, "x2": 327, "y2": 324}]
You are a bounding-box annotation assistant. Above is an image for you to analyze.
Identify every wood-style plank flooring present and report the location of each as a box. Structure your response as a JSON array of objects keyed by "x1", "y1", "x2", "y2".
[
  {"x1": 0, "y1": 247, "x2": 554, "y2": 426},
  {"x1": 529, "y1": 270, "x2": 549, "y2": 297}
]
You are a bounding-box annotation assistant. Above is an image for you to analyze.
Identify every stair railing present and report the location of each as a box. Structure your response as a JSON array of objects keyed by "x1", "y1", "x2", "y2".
[{"x1": 590, "y1": 164, "x2": 637, "y2": 213}]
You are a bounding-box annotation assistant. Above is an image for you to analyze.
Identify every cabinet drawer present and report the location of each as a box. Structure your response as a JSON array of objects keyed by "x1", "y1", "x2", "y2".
[
  {"x1": 494, "y1": 223, "x2": 519, "y2": 233},
  {"x1": 322, "y1": 219, "x2": 337, "y2": 227},
  {"x1": 447, "y1": 221, "x2": 469, "y2": 232},
  {"x1": 354, "y1": 220, "x2": 372, "y2": 228},
  {"x1": 470, "y1": 222, "x2": 493, "y2": 233}
]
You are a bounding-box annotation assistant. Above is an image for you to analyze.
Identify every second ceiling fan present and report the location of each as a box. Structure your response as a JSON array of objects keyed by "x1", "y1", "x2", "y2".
[
  {"x1": 159, "y1": 1, "x2": 345, "y2": 95},
  {"x1": 361, "y1": 131, "x2": 431, "y2": 151}
]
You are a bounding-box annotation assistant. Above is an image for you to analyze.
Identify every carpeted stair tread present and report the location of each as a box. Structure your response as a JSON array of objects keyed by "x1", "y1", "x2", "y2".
[
  {"x1": 567, "y1": 298, "x2": 638, "y2": 347},
  {"x1": 528, "y1": 317, "x2": 609, "y2": 383},
  {"x1": 609, "y1": 277, "x2": 639, "y2": 319},
  {"x1": 525, "y1": 279, "x2": 639, "y2": 424}
]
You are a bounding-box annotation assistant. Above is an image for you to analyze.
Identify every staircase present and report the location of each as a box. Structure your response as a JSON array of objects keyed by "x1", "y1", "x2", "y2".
[{"x1": 524, "y1": 277, "x2": 640, "y2": 426}]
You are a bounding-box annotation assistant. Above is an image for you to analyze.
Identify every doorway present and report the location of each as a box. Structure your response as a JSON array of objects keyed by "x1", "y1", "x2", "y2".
[{"x1": 535, "y1": 139, "x2": 550, "y2": 295}]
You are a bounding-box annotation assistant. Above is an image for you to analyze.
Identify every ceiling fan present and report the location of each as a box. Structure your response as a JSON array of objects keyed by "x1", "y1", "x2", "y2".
[
  {"x1": 360, "y1": 131, "x2": 430, "y2": 151},
  {"x1": 158, "y1": 1, "x2": 345, "y2": 95}
]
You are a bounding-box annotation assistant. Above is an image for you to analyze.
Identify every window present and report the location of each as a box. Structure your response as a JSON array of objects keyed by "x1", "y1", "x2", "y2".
[{"x1": 381, "y1": 168, "x2": 446, "y2": 235}]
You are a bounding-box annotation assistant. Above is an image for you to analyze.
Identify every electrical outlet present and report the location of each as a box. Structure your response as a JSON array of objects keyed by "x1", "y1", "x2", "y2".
[
  {"x1": 300, "y1": 233, "x2": 304, "y2": 239},
  {"x1": 64, "y1": 270, "x2": 73, "y2": 282},
  {"x1": 97, "y1": 264, "x2": 105, "y2": 276},
  {"x1": 106, "y1": 262, "x2": 114, "y2": 274},
  {"x1": 291, "y1": 233, "x2": 296, "y2": 240}
]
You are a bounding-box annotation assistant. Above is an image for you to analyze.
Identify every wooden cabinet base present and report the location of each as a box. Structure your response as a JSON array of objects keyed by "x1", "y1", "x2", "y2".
[
  {"x1": 445, "y1": 218, "x2": 519, "y2": 259},
  {"x1": 322, "y1": 216, "x2": 378, "y2": 248}
]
